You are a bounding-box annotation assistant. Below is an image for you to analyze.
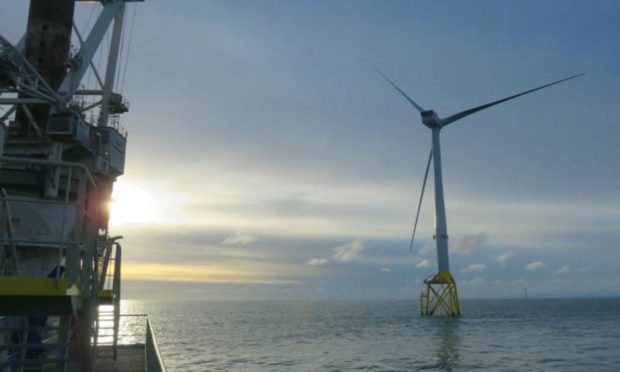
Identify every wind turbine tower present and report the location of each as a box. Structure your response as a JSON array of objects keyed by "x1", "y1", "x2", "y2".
[{"x1": 376, "y1": 70, "x2": 582, "y2": 316}]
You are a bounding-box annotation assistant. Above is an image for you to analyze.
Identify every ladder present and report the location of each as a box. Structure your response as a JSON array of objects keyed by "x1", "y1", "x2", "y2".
[
  {"x1": 420, "y1": 291, "x2": 429, "y2": 316},
  {"x1": 95, "y1": 241, "x2": 122, "y2": 361}
]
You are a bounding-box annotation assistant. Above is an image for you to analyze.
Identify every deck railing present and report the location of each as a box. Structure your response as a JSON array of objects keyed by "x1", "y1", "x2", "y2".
[
  {"x1": 146, "y1": 317, "x2": 166, "y2": 372},
  {"x1": 99, "y1": 314, "x2": 166, "y2": 371}
]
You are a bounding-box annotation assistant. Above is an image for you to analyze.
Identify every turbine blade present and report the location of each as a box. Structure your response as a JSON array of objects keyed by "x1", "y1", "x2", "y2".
[
  {"x1": 374, "y1": 67, "x2": 425, "y2": 113},
  {"x1": 440, "y1": 73, "x2": 584, "y2": 127},
  {"x1": 410, "y1": 149, "x2": 433, "y2": 253}
]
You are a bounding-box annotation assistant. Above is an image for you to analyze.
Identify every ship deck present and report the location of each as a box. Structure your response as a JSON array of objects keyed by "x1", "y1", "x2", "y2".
[{"x1": 94, "y1": 344, "x2": 146, "y2": 372}]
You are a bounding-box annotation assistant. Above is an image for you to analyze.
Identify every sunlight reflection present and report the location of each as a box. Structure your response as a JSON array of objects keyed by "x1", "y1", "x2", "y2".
[
  {"x1": 98, "y1": 301, "x2": 149, "y2": 346},
  {"x1": 434, "y1": 319, "x2": 461, "y2": 370}
]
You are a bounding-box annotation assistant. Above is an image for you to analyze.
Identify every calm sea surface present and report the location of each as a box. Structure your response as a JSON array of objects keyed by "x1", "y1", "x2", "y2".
[{"x1": 120, "y1": 299, "x2": 620, "y2": 371}]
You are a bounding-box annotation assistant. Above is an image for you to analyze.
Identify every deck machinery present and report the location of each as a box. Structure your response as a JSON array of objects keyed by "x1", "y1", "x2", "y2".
[{"x1": 0, "y1": 1, "x2": 143, "y2": 370}]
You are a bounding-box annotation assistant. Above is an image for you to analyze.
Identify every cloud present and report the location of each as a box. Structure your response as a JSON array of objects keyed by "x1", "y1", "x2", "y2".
[
  {"x1": 554, "y1": 265, "x2": 571, "y2": 275},
  {"x1": 495, "y1": 251, "x2": 515, "y2": 266},
  {"x1": 380, "y1": 267, "x2": 391, "y2": 272},
  {"x1": 123, "y1": 260, "x2": 300, "y2": 285},
  {"x1": 306, "y1": 258, "x2": 329, "y2": 266},
  {"x1": 332, "y1": 239, "x2": 364, "y2": 262},
  {"x1": 525, "y1": 261, "x2": 545, "y2": 271},
  {"x1": 223, "y1": 232, "x2": 258, "y2": 246},
  {"x1": 460, "y1": 263, "x2": 487, "y2": 274},
  {"x1": 452, "y1": 233, "x2": 488, "y2": 255},
  {"x1": 416, "y1": 258, "x2": 431, "y2": 268},
  {"x1": 417, "y1": 243, "x2": 434, "y2": 257},
  {"x1": 304, "y1": 239, "x2": 365, "y2": 267},
  {"x1": 462, "y1": 276, "x2": 486, "y2": 285}
]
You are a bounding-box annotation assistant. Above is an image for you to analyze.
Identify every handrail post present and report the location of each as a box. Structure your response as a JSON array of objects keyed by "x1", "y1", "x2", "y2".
[{"x1": 112, "y1": 242, "x2": 121, "y2": 360}]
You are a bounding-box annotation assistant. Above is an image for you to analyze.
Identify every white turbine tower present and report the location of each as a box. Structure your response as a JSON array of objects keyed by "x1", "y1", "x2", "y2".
[{"x1": 376, "y1": 70, "x2": 583, "y2": 316}]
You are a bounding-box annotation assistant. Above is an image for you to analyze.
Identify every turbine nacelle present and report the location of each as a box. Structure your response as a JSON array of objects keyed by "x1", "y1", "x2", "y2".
[{"x1": 421, "y1": 110, "x2": 441, "y2": 128}]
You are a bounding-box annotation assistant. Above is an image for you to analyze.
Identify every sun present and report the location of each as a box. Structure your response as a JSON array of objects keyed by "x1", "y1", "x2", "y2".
[{"x1": 108, "y1": 181, "x2": 156, "y2": 226}]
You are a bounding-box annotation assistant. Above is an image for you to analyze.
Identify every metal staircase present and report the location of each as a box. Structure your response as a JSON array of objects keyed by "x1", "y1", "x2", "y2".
[{"x1": 95, "y1": 240, "x2": 122, "y2": 361}]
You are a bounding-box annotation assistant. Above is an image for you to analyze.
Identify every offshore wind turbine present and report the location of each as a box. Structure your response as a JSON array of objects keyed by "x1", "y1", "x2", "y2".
[{"x1": 376, "y1": 70, "x2": 583, "y2": 316}]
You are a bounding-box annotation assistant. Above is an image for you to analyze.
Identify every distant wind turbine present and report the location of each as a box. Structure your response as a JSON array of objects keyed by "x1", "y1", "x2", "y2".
[{"x1": 375, "y1": 69, "x2": 583, "y2": 316}]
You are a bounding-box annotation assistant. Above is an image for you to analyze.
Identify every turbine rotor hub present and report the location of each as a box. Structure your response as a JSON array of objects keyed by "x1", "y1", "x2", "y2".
[{"x1": 421, "y1": 110, "x2": 441, "y2": 128}]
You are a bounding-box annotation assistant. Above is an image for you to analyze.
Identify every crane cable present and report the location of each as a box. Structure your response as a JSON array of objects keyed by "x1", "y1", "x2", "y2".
[
  {"x1": 114, "y1": 5, "x2": 127, "y2": 93},
  {"x1": 82, "y1": 5, "x2": 97, "y2": 98},
  {"x1": 120, "y1": 4, "x2": 138, "y2": 95}
]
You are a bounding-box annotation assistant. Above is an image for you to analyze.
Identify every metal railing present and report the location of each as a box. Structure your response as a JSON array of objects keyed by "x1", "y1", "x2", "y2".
[
  {"x1": 146, "y1": 317, "x2": 166, "y2": 372},
  {"x1": 1, "y1": 314, "x2": 168, "y2": 372},
  {"x1": 0, "y1": 156, "x2": 100, "y2": 283},
  {"x1": 0, "y1": 156, "x2": 97, "y2": 187},
  {"x1": 0, "y1": 318, "x2": 74, "y2": 372},
  {"x1": 107, "y1": 115, "x2": 128, "y2": 138},
  {"x1": 96, "y1": 314, "x2": 166, "y2": 371}
]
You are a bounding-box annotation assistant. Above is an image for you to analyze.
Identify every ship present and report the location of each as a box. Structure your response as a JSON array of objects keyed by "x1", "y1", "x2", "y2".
[{"x1": 0, "y1": 1, "x2": 165, "y2": 370}]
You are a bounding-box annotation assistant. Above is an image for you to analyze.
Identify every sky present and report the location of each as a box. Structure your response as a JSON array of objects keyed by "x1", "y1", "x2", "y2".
[{"x1": 2, "y1": 0, "x2": 620, "y2": 300}]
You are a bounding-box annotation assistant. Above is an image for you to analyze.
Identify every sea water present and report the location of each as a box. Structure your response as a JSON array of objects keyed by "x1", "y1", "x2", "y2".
[{"x1": 120, "y1": 299, "x2": 620, "y2": 371}]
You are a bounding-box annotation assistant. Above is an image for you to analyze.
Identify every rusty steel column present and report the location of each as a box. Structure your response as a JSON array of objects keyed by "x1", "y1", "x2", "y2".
[{"x1": 16, "y1": 0, "x2": 75, "y2": 136}]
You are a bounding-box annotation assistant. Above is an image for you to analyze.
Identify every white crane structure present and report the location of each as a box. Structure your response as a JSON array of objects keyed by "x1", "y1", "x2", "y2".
[{"x1": 376, "y1": 70, "x2": 583, "y2": 316}]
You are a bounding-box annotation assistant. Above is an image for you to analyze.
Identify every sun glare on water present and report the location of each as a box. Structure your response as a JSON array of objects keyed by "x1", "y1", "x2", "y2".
[{"x1": 108, "y1": 181, "x2": 156, "y2": 226}]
